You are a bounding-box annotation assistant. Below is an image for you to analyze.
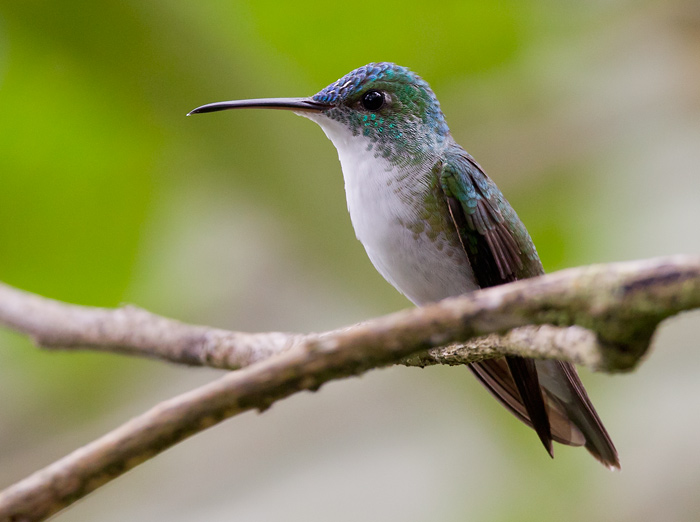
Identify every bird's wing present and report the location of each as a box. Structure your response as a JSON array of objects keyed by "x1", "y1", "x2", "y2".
[
  {"x1": 438, "y1": 148, "x2": 619, "y2": 467},
  {"x1": 438, "y1": 151, "x2": 542, "y2": 284}
]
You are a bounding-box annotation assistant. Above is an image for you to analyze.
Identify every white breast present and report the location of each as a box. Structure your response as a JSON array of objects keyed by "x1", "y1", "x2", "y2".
[{"x1": 303, "y1": 114, "x2": 478, "y2": 305}]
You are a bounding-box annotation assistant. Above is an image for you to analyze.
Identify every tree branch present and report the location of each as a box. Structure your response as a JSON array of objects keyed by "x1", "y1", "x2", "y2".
[
  {"x1": 1, "y1": 255, "x2": 699, "y2": 521},
  {"x1": 0, "y1": 284, "x2": 300, "y2": 369}
]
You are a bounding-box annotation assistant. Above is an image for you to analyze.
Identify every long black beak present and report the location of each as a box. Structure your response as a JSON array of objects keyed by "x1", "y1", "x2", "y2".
[{"x1": 187, "y1": 97, "x2": 330, "y2": 116}]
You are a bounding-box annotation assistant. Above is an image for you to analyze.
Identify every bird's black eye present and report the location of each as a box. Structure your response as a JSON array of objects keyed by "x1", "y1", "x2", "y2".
[{"x1": 361, "y1": 90, "x2": 385, "y2": 111}]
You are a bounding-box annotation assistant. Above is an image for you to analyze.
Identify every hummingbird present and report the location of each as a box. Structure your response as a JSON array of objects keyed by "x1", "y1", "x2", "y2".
[{"x1": 189, "y1": 62, "x2": 619, "y2": 469}]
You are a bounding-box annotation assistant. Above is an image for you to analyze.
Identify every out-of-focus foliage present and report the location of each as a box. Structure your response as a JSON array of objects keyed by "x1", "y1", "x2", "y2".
[{"x1": 1, "y1": 1, "x2": 700, "y2": 521}]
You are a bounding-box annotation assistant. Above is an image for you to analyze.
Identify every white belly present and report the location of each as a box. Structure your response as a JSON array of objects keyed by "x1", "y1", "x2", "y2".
[
  {"x1": 343, "y1": 154, "x2": 477, "y2": 305},
  {"x1": 307, "y1": 115, "x2": 478, "y2": 305}
]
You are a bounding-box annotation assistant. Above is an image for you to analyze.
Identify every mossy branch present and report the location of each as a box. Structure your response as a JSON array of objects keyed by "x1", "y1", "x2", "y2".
[{"x1": 0, "y1": 255, "x2": 699, "y2": 521}]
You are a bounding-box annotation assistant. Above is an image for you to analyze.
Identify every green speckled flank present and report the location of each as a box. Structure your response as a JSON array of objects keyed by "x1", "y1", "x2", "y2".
[{"x1": 397, "y1": 168, "x2": 467, "y2": 264}]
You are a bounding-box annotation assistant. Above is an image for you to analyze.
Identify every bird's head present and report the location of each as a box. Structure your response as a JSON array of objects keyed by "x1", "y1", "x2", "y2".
[{"x1": 189, "y1": 62, "x2": 451, "y2": 164}]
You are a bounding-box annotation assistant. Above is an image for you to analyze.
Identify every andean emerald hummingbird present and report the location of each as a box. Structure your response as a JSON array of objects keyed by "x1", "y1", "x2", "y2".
[{"x1": 189, "y1": 62, "x2": 619, "y2": 469}]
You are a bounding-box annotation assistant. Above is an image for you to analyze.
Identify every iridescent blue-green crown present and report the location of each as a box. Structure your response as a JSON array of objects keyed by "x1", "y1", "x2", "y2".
[
  {"x1": 312, "y1": 63, "x2": 419, "y2": 104},
  {"x1": 312, "y1": 62, "x2": 449, "y2": 138}
]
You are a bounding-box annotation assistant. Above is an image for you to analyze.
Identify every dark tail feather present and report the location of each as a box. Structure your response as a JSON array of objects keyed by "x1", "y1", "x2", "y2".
[
  {"x1": 470, "y1": 358, "x2": 620, "y2": 469},
  {"x1": 536, "y1": 360, "x2": 620, "y2": 469},
  {"x1": 505, "y1": 356, "x2": 553, "y2": 457}
]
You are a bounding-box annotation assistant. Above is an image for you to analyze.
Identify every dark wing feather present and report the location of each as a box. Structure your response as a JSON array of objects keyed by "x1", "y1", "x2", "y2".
[
  {"x1": 439, "y1": 147, "x2": 619, "y2": 467},
  {"x1": 440, "y1": 150, "x2": 553, "y2": 454}
]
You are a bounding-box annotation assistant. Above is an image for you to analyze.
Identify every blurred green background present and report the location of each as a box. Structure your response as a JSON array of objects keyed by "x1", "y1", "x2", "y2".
[{"x1": 2, "y1": 1, "x2": 700, "y2": 520}]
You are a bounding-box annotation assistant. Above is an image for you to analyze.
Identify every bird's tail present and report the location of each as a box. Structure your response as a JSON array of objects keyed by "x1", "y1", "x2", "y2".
[{"x1": 469, "y1": 357, "x2": 620, "y2": 469}]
